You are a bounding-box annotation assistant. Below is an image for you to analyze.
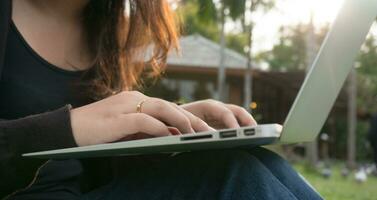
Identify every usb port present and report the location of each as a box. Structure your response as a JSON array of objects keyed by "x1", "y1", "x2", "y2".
[
  {"x1": 219, "y1": 130, "x2": 237, "y2": 138},
  {"x1": 244, "y1": 128, "x2": 255, "y2": 136}
]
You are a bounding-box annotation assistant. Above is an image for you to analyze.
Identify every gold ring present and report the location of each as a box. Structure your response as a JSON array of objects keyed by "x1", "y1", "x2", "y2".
[{"x1": 136, "y1": 99, "x2": 146, "y2": 113}]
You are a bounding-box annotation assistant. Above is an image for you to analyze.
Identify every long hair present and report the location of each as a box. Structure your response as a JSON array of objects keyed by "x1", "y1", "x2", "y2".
[{"x1": 83, "y1": 0, "x2": 179, "y2": 99}]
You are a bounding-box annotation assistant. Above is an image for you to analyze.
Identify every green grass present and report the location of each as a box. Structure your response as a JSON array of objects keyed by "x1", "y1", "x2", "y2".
[{"x1": 294, "y1": 164, "x2": 377, "y2": 200}]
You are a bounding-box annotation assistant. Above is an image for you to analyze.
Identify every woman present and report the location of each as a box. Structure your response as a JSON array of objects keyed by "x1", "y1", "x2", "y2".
[{"x1": 0, "y1": 0, "x2": 322, "y2": 199}]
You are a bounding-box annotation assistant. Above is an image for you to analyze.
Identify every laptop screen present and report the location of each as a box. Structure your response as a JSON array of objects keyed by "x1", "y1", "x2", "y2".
[{"x1": 280, "y1": 0, "x2": 377, "y2": 143}]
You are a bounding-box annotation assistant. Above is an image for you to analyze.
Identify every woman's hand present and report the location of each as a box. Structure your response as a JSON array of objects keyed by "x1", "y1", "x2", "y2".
[
  {"x1": 70, "y1": 91, "x2": 213, "y2": 146},
  {"x1": 180, "y1": 99, "x2": 257, "y2": 129}
]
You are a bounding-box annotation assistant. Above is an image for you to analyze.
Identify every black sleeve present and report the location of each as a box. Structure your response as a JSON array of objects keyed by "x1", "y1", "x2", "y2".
[
  {"x1": 0, "y1": 105, "x2": 78, "y2": 196},
  {"x1": 1, "y1": 105, "x2": 77, "y2": 154}
]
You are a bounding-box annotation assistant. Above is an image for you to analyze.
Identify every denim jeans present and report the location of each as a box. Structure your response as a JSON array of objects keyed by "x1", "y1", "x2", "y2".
[{"x1": 82, "y1": 147, "x2": 323, "y2": 200}]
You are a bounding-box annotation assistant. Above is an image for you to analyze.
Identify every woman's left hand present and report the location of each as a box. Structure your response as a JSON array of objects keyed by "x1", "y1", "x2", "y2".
[{"x1": 180, "y1": 99, "x2": 257, "y2": 130}]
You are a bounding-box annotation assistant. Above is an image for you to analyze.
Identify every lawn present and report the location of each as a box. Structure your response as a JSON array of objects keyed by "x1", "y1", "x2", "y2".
[{"x1": 294, "y1": 163, "x2": 377, "y2": 200}]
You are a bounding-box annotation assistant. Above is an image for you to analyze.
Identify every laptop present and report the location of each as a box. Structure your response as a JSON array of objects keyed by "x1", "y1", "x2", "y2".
[{"x1": 24, "y1": 0, "x2": 377, "y2": 159}]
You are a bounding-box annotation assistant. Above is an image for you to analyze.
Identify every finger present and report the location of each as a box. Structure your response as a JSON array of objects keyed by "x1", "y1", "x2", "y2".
[
  {"x1": 142, "y1": 99, "x2": 195, "y2": 133},
  {"x1": 220, "y1": 107, "x2": 240, "y2": 128},
  {"x1": 120, "y1": 113, "x2": 171, "y2": 138},
  {"x1": 226, "y1": 104, "x2": 257, "y2": 126},
  {"x1": 167, "y1": 126, "x2": 182, "y2": 135},
  {"x1": 171, "y1": 103, "x2": 215, "y2": 132}
]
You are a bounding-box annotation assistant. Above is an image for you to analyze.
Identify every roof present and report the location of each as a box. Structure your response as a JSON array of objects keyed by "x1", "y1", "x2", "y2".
[{"x1": 167, "y1": 34, "x2": 255, "y2": 69}]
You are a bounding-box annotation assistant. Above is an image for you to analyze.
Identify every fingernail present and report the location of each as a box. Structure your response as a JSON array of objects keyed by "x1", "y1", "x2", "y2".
[{"x1": 168, "y1": 127, "x2": 182, "y2": 135}]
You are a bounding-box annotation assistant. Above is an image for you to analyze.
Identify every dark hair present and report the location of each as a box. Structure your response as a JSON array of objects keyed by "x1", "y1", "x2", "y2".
[{"x1": 83, "y1": 0, "x2": 179, "y2": 99}]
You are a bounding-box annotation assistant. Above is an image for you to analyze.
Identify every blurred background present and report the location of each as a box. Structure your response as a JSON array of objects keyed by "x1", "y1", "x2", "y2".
[{"x1": 143, "y1": 0, "x2": 377, "y2": 199}]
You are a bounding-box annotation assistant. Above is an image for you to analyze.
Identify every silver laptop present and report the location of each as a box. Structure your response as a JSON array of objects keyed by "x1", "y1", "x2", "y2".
[{"x1": 24, "y1": 0, "x2": 377, "y2": 159}]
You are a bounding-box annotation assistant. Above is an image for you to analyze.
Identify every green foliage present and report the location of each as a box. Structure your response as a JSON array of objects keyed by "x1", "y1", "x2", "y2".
[
  {"x1": 177, "y1": 1, "x2": 220, "y2": 41},
  {"x1": 355, "y1": 121, "x2": 373, "y2": 161},
  {"x1": 356, "y1": 36, "x2": 377, "y2": 113},
  {"x1": 223, "y1": 0, "x2": 246, "y2": 20},
  {"x1": 177, "y1": 0, "x2": 275, "y2": 55},
  {"x1": 257, "y1": 24, "x2": 328, "y2": 71},
  {"x1": 358, "y1": 37, "x2": 377, "y2": 75},
  {"x1": 249, "y1": 0, "x2": 275, "y2": 12},
  {"x1": 322, "y1": 118, "x2": 372, "y2": 161},
  {"x1": 226, "y1": 33, "x2": 249, "y2": 54},
  {"x1": 196, "y1": 0, "x2": 217, "y2": 24}
]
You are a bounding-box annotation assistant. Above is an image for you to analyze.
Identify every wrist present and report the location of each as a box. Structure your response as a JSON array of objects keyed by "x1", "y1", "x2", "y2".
[{"x1": 69, "y1": 107, "x2": 85, "y2": 146}]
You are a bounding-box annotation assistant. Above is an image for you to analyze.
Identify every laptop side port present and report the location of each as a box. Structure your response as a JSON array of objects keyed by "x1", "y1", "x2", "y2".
[
  {"x1": 244, "y1": 128, "x2": 255, "y2": 136},
  {"x1": 181, "y1": 134, "x2": 213, "y2": 141},
  {"x1": 219, "y1": 130, "x2": 237, "y2": 138}
]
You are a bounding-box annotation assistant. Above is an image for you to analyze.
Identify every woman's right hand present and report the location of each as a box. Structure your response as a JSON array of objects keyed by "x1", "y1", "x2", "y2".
[{"x1": 70, "y1": 91, "x2": 214, "y2": 146}]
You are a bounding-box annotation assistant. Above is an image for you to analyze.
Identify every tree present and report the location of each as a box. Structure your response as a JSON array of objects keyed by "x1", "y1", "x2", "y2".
[
  {"x1": 356, "y1": 36, "x2": 377, "y2": 113},
  {"x1": 177, "y1": 0, "x2": 245, "y2": 101},
  {"x1": 257, "y1": 24, "x2": 328, "y2": 71},
  {"x1": 177, "y1": 0, "x2": 219, "y2": 40},
  {"x1": 178, "y1": 0, "x2": 275, "y2": 105},
  {"x1": 241, "y1": 0, "x2": 275, "y2": 112}
]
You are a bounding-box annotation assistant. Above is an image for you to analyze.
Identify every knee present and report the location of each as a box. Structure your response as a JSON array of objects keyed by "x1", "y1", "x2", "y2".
[
  {"x1": 248, "y1": 147, "x2": 288, "y2": 164},
  {"x1": 215, "y1": 148, "x2": 288, "y2": 171},
  {"x1": 203, "y1": 149, "x2": 252, "y2": 161}
]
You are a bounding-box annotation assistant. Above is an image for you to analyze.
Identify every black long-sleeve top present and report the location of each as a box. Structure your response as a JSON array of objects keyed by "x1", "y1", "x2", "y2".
[{"x1": 0, "y1": 1, "x2": 109, "y2": 197}]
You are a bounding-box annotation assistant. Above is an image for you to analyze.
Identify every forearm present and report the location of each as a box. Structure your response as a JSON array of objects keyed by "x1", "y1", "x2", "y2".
[
  {"x1": 0, "y1": 105, "x2": 78, "y2": 196},
  {"x1": 2, "y1": 105, "x2": 77, "y2": 154}
]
